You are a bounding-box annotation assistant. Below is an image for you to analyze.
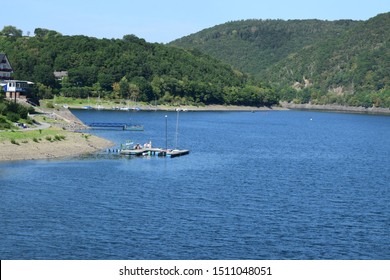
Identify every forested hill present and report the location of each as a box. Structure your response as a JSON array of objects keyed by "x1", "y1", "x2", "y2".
[
  {"x1": 170, "y1": 18, "x2": 359, "y2": 76},
  {"x1": 170, "y1": 13, "x2": 390, "y2": 107},
  {"x1": 0, "y1": 29, "x2": 277, "y2": 107},
  {"x1": 265, "y1": 12, "x2": 390, "y2": 95}
]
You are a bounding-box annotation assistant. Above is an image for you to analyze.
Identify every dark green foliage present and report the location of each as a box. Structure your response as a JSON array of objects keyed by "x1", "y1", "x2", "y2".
[
  {"x1": 171, "y1": 13, "x2": 390, "y2": 108},
  {"x1": 0, "y1": 115, "x2": 11, "y2": 129},
  {"x1": 1, "y1": 26, "x2": 23, "y2": 37},
  {"x1": 6, "y1": 112, "x2": 20, "y2": 122},
  {"x1": 0, "y1": 98, "x2": 32, "y2": 126},
  {"x1": 1, "y1": 31, "x2": 277, "y2": 106},
  {"x1": 170, "y1": 19, "x2": 359, "y2": 77}
]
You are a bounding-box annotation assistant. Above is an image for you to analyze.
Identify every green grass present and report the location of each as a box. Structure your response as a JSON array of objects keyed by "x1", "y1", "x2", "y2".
[
  {"x1": 0, "y1": 128, "x2": 65, "y2": 142},
  {"x1": 33, "y1": 115, "x2": 58, "y2": 124}
]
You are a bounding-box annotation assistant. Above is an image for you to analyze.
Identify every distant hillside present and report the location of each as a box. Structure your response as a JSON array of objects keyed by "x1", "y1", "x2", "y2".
[
  {"x1": 0, "y1": 29, "x2": 277, "y2": 107},
  {"x1": 170, "y1": 18, "x2": 359, "y2": 76},
  {"x1": 170, "y1": 13, "x2": 390, "y2": 107}
]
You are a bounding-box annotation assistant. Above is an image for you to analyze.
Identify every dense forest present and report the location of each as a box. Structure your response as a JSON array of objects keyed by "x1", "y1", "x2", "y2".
[
  {"x1": 170, "y1": 12, "x2": 390, "y2": 107},
  {"x1": 0, "y1": 28, "x2": 277, "y2": 107}
]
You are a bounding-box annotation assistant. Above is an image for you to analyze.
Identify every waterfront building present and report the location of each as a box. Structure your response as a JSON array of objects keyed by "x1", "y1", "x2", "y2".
[{"x1": 0, "y1": 53, "x2": 34, "y2": 100}]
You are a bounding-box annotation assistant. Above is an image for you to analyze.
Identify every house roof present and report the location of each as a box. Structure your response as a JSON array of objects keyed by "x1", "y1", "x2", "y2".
[
  {"x1": 0, "y1": 53, "x2": 8, "y2": 61},
  {"x1": 0, "y1": 53, "x2": 14, "y2": 76},
  {"x1": 54, "y1": 70, "x2": 68, "y2": 79},
  {"x1": 0, "y1": 53, "x2": 13, "y2": 68}
]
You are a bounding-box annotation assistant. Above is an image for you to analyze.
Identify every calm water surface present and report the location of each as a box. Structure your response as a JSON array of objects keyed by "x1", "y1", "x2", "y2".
[{"x1": 0, "y1": 110, "x2": 389, "y2": 259}]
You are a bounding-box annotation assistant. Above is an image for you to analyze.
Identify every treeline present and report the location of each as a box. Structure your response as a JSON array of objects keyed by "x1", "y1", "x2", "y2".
[
  {"x1": 170, "y1": 13, "x2": 390, "y2": 108},
  {"x1": 0, "y1": 27, "x2": 278, "y2": 107}
]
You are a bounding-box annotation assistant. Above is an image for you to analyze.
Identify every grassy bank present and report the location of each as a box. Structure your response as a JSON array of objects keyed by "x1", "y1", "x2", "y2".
[{"x1": 0, "y1": 128, "x2": 62, "y2": 143}]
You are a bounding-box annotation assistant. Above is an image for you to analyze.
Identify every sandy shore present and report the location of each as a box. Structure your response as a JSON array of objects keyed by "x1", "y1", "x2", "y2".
[{"x1": 0, "y1": 132, "x2": 114, "y2": 162}]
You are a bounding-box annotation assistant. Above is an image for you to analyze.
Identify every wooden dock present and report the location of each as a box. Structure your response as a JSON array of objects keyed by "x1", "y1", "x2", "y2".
[
  {"x1": 120, "y1": 148, "x2": 189, "y2": 158},
  {"x1": 85, "y1": 122, "x2": 143, "y2": 131}
]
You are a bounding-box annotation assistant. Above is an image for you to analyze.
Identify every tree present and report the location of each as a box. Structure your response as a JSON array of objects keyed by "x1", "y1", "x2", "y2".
[
  {"x1": 129, "y1": 83, "x2": 140, "y2": 102},
  {"x1": 34, "y1": 28, "x2": 62, "y2": 38},
  {"x1": 1, "y1": 26, "x2": 23, "y2": 37},
  {"x1": 119, "y1": 77, "x2": 129, "y2": 99},
  {"x1": 112, "y1": 82, "x2": 120, "y2": 99},
  {"x1": 36, "y1": 82, "x2": 54, "y2": 99},
  {"x1": 33, "y1": 65, "x2": 57, "y2": 88}
]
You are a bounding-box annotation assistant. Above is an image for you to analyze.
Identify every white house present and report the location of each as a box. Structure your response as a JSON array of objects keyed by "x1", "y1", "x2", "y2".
[
  {"x1": 1, "y1": 80, "x2": 34, "y2": 99},
  {"x1": 0, "y1": 53, "x2": 34, "y2": 99}
]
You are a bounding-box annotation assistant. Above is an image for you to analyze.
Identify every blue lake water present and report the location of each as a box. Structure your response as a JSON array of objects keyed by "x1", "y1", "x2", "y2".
[{"x1": 0, "y1": 110, "x2": 389, "y2": 259}]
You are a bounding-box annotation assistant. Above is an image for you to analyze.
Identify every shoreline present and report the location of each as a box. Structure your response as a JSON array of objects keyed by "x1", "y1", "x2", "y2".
[
  {"x1": 67, "y1": 103, "x2": 284, "y2": 112},
  {"x1": 0, "y1": 131, "x2": 114, "y2": 162},
  {"x1": 1, "y1": 102, "x2": 389, "y2": 162},
  {"x1": 67, "y1": 102, "x2": 390, "y2": 115},
  {"x1": 279, "y1": 102, "x2": 390, "y2": 115}
]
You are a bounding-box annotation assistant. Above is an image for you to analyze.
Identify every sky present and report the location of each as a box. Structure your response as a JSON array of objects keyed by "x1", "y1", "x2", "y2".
[{"x1": 1, "y1": 0, "x2": 388, "y2": 43}]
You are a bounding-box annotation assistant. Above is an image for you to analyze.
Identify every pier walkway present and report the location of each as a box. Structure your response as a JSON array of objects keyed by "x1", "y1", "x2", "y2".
[
  {"x1": 85, "y1": 122, "x2": 143, "y2": 130},
  {"x1": 120, "y1": 147, "x2": 189, "y2": 158}
]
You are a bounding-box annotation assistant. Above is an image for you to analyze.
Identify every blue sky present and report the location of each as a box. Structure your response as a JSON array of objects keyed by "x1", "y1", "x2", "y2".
[{"x1": 1, "y1": 0, "x2": 388, "y2": 43}]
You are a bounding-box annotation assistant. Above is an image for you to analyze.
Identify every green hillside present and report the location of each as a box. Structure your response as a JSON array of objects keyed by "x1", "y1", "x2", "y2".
[
  {"x1": 0, "y1": 28, "x2": 277, "y2": 107},
  {"x1": 170, "y1": 19, "x2": 359, "y2": 76},
  {"x1": 170, "y1": 13, "x2": 390, "y2": 107}
]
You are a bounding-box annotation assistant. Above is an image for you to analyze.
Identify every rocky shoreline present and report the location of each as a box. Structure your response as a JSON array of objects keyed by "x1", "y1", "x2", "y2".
[{"x1": 280, "y1": 102, "x2": 390, "y2": 115}]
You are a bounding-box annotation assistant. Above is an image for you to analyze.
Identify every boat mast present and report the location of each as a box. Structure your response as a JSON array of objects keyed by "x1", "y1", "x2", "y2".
[
  {"x1": 175, "y1": 108, "x2": 180, "y2": 149},
  {"x1": 165, "y1": 115, "x2": 168, "y2": 151}
]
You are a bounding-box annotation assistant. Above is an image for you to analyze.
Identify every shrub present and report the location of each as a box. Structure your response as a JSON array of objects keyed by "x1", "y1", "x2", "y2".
[
  {"x1": 0, "y1": 115, "x2": 7, "y2": 124},
  {"x1": 28, "y1": 107, "x2": 36, "y2": 114},
  {"x1": 0, "y1": 123, "x2": 11, "y2": 129},
  {"x1": 10, "y1": 139, "x2": 19, "y2": 145},
  {"x1": 45, "y1": 135, "x2": 52, "y2": 141},
  {"x1": 54, "y1": 134, "x2": 65, "y2": 141},
  {"x1": 17, "y1": 106, "x2": 28, "y2": 119},
  {"x1": 6, "y1": 112, "x2": 20, "y2": 122},
  {"x1": 46, "y1": 102, "x2": 54, "y2": 108}
]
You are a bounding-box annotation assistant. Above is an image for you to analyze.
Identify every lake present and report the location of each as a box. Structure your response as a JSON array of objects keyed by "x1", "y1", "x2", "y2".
[{"x1": 0, "y1": 110, "x2": 389, "y2": 259}]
